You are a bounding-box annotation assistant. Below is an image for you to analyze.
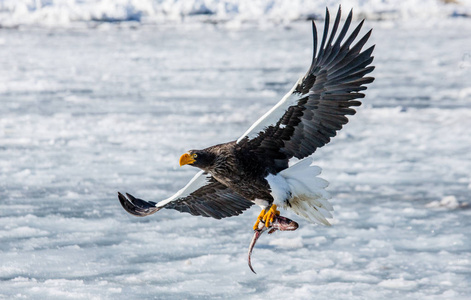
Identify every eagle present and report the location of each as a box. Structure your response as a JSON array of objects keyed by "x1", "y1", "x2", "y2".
[{"x1": 118, "y1": 7, "x2": 374, "y2": 233}]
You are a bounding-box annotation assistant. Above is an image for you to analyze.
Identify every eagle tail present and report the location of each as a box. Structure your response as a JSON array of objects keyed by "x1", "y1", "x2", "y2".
[{"x1": 280, "y1": 158, "x2": 333, "y2": 225}]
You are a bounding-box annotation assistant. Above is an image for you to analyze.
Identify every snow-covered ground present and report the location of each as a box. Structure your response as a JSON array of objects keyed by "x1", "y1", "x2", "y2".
[
  {"x1": 1, "y1": 4, "x2": 471, "y2": 299},
  {"x1": 1, "y1": 0, "x2": 471, "y2": 28}
]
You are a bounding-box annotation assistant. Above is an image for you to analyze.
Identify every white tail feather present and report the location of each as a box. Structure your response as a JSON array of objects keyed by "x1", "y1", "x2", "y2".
[{"x1": 279, "y1": 157, "x2": 333, "y2": 225}]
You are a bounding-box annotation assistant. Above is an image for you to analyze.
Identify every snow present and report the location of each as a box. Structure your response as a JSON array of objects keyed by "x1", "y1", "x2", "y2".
[
  {"x1": 1, "y1": 0, "x2": 471, "y2": 28},
  {"x1": 1, "y1": 2, "x2": 471, "y2": 299},
  {"x1": 426, "y1": 195, "x2": 464, "y2": 209}
]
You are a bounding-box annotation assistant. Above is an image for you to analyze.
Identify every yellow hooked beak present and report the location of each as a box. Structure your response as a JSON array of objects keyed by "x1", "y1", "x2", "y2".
[{"x1": 179, "y1": 153, "x2": 196, "y2": 166}]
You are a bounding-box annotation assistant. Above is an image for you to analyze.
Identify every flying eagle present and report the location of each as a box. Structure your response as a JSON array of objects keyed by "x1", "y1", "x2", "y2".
[{"x1": 118, "y1": 7, "x2": 374, "y2": 232}]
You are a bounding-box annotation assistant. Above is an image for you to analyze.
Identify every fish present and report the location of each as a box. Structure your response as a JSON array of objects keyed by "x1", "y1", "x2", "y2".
[{"x1": 248, "y1": 214, "x2": 299, "y2": 274}]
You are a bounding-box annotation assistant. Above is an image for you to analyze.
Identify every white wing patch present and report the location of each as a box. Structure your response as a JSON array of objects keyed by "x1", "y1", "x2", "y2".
[
  {"x1": 156, "y1": 171, "x2": 212, "y2": 208},
  {"x1": 236, "y1": 78, "x2": 302, "y2": 143}
]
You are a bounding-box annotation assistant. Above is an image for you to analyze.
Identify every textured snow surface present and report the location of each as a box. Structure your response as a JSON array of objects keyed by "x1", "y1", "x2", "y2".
[
  {"x1": 1, "y1": 0, "x2": 471, "y2": 28},
  {"x1": 1, "y1": 14, "x2": 471, "y2": 300}
]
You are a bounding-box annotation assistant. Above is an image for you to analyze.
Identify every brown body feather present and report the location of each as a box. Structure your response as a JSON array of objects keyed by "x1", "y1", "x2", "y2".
[{"x1": 118, "y1": 6, "x2": 374, "y2": 220}]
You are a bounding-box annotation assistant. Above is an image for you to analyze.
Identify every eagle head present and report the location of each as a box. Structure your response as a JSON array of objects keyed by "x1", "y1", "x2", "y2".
[{"x1": 179, "y1": 150, "x2": 216, "y2": 170}]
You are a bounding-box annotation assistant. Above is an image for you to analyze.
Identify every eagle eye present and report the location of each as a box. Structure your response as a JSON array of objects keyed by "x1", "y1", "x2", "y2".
[{"x1": 193, "y1": 153, "x2": 198, "y2": 159}]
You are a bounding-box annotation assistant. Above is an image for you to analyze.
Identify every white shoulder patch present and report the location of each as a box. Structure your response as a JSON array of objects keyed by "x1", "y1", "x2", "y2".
[
  {"x1": 156, "y1": 171, "x2": 211, "y2": 207},
  {"x1": 236, "y1": 77, "x2": 302, "y2": 143}
]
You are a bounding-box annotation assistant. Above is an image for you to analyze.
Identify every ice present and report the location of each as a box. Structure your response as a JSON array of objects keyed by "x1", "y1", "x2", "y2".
[
  {"x1": 1, "y1": 0, "x2": 471, "y2": 28},
  {"x1": 268, "y1": 237, "x2": 304, "y2": 249},
  {"x1": 1, "y1": 4, "x2": 471, "y2": 300},
  {"x1": 426, "y1": 195, "x2": 464, "y2": 209},
  {"x1": 378, "y1": 278, "x2": 419, "y2": 290}
]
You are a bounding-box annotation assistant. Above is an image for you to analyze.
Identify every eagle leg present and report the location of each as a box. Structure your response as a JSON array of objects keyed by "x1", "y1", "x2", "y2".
[
  {"x1": 253, "y1": 208, "x2": 266, "y2": 230},
  {"x1": 262, "y1": 204, "x2": 280, "y2": 227}
]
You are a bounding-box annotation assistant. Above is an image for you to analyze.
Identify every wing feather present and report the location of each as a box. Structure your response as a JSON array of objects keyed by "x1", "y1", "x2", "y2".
[
  {"x1": 237, "y1": 6, "x2": 375, "y2": 170},
  {"x1": 163, "y1": 180, "x2": 254, "y2": 219},
  {"x1": 316, "y1": 8, "x2": 330, "y2": 64},
  {"x1": 118, "y1": 172, "x2": 253, "y2": 219}
]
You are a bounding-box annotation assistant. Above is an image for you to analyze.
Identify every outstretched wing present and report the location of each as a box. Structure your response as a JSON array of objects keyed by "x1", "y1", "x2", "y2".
[
  {"x1": 237, "y1": 7, "x2": 375, "y2": 171},
  {"x1": 118, "y1": 171, "x2": 253, "y2": 219}
]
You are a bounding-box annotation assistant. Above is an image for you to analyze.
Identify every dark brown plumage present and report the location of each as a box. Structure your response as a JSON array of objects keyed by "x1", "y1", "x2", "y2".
[{"x1": 118, "y1": 6, "x2": 375, "y2": 222}]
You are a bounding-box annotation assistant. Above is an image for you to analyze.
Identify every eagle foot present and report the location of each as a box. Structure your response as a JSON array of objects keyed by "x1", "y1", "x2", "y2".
[
  {"x1": 262, "y1": 204, "x2": 280, "y2": 228},
  {"x1": 253, "y1": 208, "x2": 266, "y2": 230}
]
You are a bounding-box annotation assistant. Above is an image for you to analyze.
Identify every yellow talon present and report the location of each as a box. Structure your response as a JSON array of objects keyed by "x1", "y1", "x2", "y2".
[
  {"x1": 262, "y1": 204, "x2": 280, "y2": 227},
  {"x1": 253, "y1": 209, "x2": 266, "y2": 230}
]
